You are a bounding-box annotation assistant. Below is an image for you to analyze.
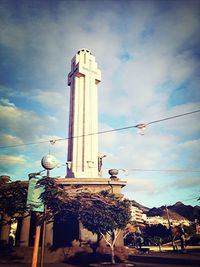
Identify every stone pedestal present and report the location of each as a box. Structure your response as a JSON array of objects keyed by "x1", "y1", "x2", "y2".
[{"x1": 58, "y1": 177, "x2": 126, "y2": 195}]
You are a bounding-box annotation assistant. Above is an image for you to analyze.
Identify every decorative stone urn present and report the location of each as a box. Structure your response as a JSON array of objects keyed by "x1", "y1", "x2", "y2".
[{"x1": 108, "y1": 169, "x2": 119, "y2": 180}]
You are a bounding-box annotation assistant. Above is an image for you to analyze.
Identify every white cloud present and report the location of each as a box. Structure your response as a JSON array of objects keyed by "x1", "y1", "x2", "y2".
[
  {"x1": 31, "y1": 89, "x2": 69, "y2": 115},
  {"x1": 99, "y1": 123, "x2": 119, "y2": 149},
  {"x1": 0, "y1": 98, "x2": 15, "y2": 107},
  {"x1": 0, "y1": 155, "x2": 26, "y2": 164},
  {"x1": 0, "y1": 154, "x2": 26, "y2": 177},
  {"x1": 173, "y1": 176, "x2": 200, "y2": 189},
  {"x1": 0, "y1": 104, "x2": 59, "y2": 142},
  {"x1": 125, "y1": 178, "x2": 160, "y2": 195},
  {"x1": 0, "y1": 133, "x2": 23, "y2": 147}
]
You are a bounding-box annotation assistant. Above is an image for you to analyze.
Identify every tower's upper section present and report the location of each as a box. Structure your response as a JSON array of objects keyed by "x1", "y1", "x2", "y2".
[
  {"x1": 68, "y1": 48, "x2": 101, "y2": 86},
  {"x1": 77, "y1": 48, "x2": 92, "y2": 55}
]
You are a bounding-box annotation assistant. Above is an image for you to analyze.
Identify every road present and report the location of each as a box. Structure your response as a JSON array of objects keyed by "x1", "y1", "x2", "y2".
[
  {"x1": 0, "y1": 246, "x2": 199, "y2": 267},
  {"x1": 129, "y1": 249, "x2": 200, "y2": 267}
]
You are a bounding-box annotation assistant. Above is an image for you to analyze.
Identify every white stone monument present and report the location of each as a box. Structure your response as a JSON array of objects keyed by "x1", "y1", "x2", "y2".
[{"x1": 66, "y1": 48, "x2": 101, "y2": 178}]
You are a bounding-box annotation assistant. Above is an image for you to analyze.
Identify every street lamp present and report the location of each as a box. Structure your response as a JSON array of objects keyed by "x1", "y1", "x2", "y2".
[
  {"x1": 30, "y1": 154, "x2": 58, "y2": 267},
  {"x1": 40, "y1": 154, "x2": 58, "y2": 267},
  {"x1": 41, "y1": 154, "x2": 58, "y2": 175}
]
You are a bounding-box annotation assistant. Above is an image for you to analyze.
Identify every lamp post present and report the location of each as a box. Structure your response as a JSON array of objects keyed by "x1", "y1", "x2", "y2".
[{"x1": 40, "y1": 154, "x2": 58, "y2": 267}]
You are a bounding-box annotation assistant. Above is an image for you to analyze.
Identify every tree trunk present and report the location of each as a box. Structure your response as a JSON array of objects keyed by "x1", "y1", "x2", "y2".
[{"x1": 111, "y1": 245, "x2": 115, "y2": 265}]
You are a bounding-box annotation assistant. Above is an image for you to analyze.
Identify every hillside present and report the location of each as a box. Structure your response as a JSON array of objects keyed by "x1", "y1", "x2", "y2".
[
  {"x1": 131, "y1": 200, "x2": 149, "y2": 213},
  {"x1": 168, "y1": 201, "x2": 200, "y2": 221},
  {"x1": 146, "y1": 202, "x2": 200, "y2": 221}
]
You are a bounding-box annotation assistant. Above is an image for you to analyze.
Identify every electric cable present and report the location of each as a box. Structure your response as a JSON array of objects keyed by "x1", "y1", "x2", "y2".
[
  {"x1": 129, "y1": 168, "x2": 200, "y2": 173},
  {"x1": 1, "y1": 156, "x2": 199, "y2": 173},
  {"x1": 0, "y1": 108, "x2": 200, "y2": 149}
]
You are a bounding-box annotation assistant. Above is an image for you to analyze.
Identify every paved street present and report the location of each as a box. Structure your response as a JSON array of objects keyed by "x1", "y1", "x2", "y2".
[
  {"x1": 0, "y1": 246, "x2": 200, "y2": 267},
  {"x1": 129, "y1": 252, "x2": 200, "y2": 267}
]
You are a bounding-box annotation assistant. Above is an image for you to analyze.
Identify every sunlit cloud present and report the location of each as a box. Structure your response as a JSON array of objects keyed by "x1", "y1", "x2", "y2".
[
  {"x1": 0, "y1": 98, "x2": 15, "y2": 107},
  {"x1": 173, "y1": 176, "x2": 200, "y2": 190},
  {"x1": 0, "y1": 155, "x2": 26, "y2": 164},
  {"x1": 0, "y1": 133, "x2": 23, "y2": 147}
]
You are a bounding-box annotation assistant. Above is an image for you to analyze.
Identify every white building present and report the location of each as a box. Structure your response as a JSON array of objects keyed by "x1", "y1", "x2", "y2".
[
  {"x1": 145, "y1": 216, "x2": 169, "y2": 226},
  {"x1": 145, "y1": 216, "x2": 190, "y2": 227},
  {"x1": 131, "y1": 206, "x2": 146, "y2": 223}
]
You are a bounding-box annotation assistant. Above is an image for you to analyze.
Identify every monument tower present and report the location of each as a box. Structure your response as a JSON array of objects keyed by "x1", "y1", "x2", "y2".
[
  {"x1": 0, "y1": 49, "x2": 127, "y2": 249},
  {"x1": 67, "y1": 48, "x2": 101, "y2": 178},
  {"x1": 62, "y1": 49, "x2": 126, "y2": 246}
]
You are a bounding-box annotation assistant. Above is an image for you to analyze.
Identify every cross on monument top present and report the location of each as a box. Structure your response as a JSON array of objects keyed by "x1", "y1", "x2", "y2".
[{"x1": 68, "y1": 48, "x2": 101, "y2": 86}]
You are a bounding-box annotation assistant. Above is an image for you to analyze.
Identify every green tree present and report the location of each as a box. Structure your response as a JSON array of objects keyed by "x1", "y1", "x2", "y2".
[
  {"x1": 80, "y1": 191, "x2": 131, "y2": 264},
  {"x1": 39, "y1": 177, "x2": 131, "y2": 264},
  {"x1": 38, "y1": 177, "x2": 84, "y2": 222},
  {"x1": 0, "y1": 180, "x2": 28, "y2": 226},
  {"x1": 144, "y1": 224, "x2": 170, "y2": 251},
  {"x1": 0, "y1": 176, "x2": 131, "y2": 264}
]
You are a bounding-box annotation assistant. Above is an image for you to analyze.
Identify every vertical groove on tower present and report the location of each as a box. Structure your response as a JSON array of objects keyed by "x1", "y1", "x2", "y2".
[{"x1": 82, "y1": 76, "x2": 86, "y2": 172}]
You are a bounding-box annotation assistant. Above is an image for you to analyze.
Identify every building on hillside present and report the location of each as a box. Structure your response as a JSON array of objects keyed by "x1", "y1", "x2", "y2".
[
  {"x1": 145, "y1": 216, "x2": 169, "y2": 226},
  {"x1": 145, "y1": 216, "x2": 190, "y2": 227},
  {"x1": 171, "y1": 219, "x2": 190, "y2": 226},
  {"x1": 131, "y1": 206, "x2": 146, "y2": 223}
]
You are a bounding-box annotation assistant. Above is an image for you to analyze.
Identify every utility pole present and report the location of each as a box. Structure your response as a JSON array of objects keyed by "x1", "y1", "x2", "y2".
[
  {"x1": 31, "y1": 213, "x2": 42, "y2": 267},
  {"x1": 40, "y1": 169, "x2": 50, "y2": 267},
  {"x1": 165, "y1": 205, "x2": 176, "y2": 251}
]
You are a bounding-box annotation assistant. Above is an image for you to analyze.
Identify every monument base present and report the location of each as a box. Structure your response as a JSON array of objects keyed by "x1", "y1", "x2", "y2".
[
  {"x1": 57, "y1": 177, "x2": 126, "y2": 195},
  {"x1": 56, "y1": 177, "x2": 127, "y2": 247}
]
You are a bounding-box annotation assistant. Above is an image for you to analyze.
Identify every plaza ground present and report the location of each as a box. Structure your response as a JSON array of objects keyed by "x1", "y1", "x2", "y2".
[{"x1": 0, "y1": 246, "x2": 199, "y2": 267}]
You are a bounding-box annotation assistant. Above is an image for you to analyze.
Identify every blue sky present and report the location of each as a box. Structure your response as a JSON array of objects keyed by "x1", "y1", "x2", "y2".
[{"x1": 0, "y1": 0, "x2": 200, "y2": 208}]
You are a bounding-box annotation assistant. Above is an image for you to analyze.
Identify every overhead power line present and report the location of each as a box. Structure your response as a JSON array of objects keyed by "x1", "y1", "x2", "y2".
[
  {"x1": 129, "y1": 168, "x2": 200, "y2": 173},
  {"x1": 147, "y1": 109, "x2": 200, "y2": 125},
  {"x1": 0, "y1": 157, "x2": 200, "y2": 173},
  {"x1": 0, "y1": 108, "x2": 200, "y2": 149}
]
